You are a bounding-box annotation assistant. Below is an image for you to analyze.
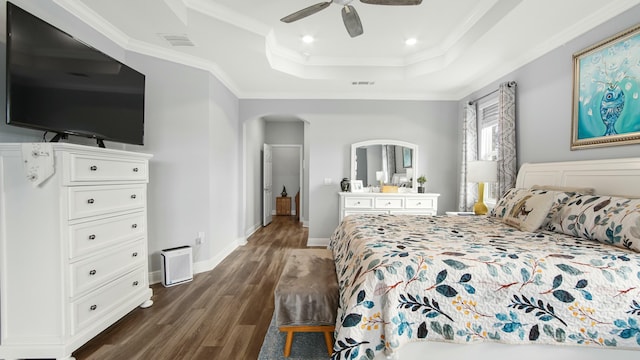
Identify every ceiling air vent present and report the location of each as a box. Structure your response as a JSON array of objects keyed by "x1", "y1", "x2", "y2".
[
  {"x1": 351, "y1": 81, "x2": 375, "y2": 86},
  {"x1": 158, "y1": 33, "x2": 195, "y2": 47}
]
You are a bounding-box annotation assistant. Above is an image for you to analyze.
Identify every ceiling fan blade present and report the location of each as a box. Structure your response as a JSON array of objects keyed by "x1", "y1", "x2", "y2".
[
  {"x1": 342, "y1": 5, "x2": 363, "y2": 38},
  {"x1": 360, "y1": 0, "x2": 422, "y2": 5},
  {"x1": 280, "y1": 1, "x2": 332, "y2": 23}
]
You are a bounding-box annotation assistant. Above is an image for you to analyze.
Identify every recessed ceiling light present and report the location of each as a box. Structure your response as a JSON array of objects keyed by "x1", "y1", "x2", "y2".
[
  {"x1": 405, "y1": 38, "x2": 417, "y2": 46},
  {"x1": 302, "y1": 35, "x2": 315, "y2": 44}
]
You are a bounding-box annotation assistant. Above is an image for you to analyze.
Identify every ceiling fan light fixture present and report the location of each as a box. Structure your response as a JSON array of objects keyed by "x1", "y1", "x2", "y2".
[
  {"x1": 280, "y1": 0, "x2": 422, "y2": 37},
  {"x1": 405, "y1": 38, "x2": 417, "y2": 46}
]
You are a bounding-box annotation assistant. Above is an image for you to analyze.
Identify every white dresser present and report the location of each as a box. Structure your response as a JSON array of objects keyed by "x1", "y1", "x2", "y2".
[
  {"x1": 0, "y1": 143, "x2": 153, "y2": 360},
  {"x1": 338, "y1": 192, "x2": 440, "y2": 222}
]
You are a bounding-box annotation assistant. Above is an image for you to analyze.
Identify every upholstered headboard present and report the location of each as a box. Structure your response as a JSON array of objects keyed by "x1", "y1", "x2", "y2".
[{"x1": 515, "y1": 157, "x2": 640, "y2": 197}]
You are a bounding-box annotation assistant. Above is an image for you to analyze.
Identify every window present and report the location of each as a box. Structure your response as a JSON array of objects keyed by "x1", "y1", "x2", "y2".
[{"x1": 477, "y1": 95, "x2": 499, "y2": 205}]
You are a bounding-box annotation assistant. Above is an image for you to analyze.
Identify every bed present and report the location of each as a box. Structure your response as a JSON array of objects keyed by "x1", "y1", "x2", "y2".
[{"x1": 328, "y1": 157, "x2": 640, "y2": 360}]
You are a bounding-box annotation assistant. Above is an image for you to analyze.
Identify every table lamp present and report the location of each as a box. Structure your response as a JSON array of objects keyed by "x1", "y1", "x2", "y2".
[{"x1": 467, "y1": 160, "x2": 497, "y2": 215}]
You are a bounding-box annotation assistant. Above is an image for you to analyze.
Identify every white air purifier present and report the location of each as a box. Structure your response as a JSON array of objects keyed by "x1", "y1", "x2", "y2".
[{"x1": 160, "y1": 246, "x2": 193, "y2": 287}]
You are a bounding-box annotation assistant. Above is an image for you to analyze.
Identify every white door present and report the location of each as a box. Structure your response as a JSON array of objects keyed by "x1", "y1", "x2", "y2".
[{"x1": 262, "y1": 144, "x2": 273, "y2": 226}]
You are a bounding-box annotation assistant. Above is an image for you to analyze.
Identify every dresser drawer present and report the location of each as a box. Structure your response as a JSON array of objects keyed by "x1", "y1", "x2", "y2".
[
  {"x1": 67, "y1": 184, "x2": 146, "y2": 220},
  {"x1": 69, "y1": 212, "x2": 146, "y2": 259},
  {"x1": 66, "y1": 153, "x2": 148, "y2": 183},
  {"x1": 70, "y1": 241, "x2": 146, "y2": 297},
  {"x1": 375, "y1": 198, "x2": 403, "y2": 209},
  {"x1": 344, "y1": 197, "x2": 374, "y2": 208},
  {"x1": 345, "y1": 210, "x2": 387, "y2": 217},
  {"x1": 72, "y1": 267, "x2": 147, "y2": 335},
  {"x1": 406, "y1": 197, "x2": 436, "y2": 210}
]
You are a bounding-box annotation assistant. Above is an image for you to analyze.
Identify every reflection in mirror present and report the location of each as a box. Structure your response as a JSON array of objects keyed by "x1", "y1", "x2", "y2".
[{"x1": 351, "y1": 140, "x2": 418, "y2": 190}]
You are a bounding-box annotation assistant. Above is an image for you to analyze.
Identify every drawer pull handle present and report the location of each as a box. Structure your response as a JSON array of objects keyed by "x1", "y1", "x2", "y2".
[
  {"x1": 132, "y1": 252, "x2": 138, "y2": 257},
  {"x1": 133, "y1": 281, "x2": 139, "y2": 286},
  {"x1": 133, "y1": 167, "x2": 139, "y2": 172},
  {"x1": 90, "y1": 304, "x2": 97, "y2": 311},
  {"x1": 132, "y1": 223, "x2": 138, "y2": 229},
  {"x1": 88, "y1": 234, "x2": 96, "y2": 240},
  {"x1": 356, "y1": 201, "x2": 360, "y2": 205},
  {"x1": 90, "y1": 165, "x2": 98, "y2": 171},
  {"x1": 131, "y1": 194, "x2": 137, "y2": 199},
  {"x1": 386, "y1": 202, "x2": 391, "y2": 205},
  {"x1": 89, "y1": 269, "x2": 97, "y2": 276},
  {"x1": 416, "y1": 202, "x2": 422, "y2": 205},
  {"x1": 87, "y1": 199, "x2": 95, "y2": 204}
]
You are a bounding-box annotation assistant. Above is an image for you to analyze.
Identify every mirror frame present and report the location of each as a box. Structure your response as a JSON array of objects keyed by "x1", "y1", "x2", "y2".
[{"x1": 351, "y1": 139, "x2": 419, "y2": 190}]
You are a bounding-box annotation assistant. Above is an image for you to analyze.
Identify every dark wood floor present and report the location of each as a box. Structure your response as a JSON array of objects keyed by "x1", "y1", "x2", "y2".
[{"x1": 73, "y1": 215, "x2": 309, "y2": 360}]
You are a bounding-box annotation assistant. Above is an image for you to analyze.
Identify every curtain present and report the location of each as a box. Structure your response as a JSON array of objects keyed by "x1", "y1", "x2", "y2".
[
  {"x1": 497, "y1": 81, "x2": 517, "y2": 197},
  {"x1": 458, "y1": 81, "x2": 517, "y2": 211},
  {"x1": 458, "y1": 103, "x2": 478, "y2": 212}
]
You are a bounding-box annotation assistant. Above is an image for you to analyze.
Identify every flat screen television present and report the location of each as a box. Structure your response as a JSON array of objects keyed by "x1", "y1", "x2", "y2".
[{"x1": 5, "y1": 2, "x2": 145, "y2": 147}]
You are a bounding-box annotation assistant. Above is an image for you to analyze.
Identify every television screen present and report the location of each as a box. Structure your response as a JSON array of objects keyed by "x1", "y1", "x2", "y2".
[{"x1": 6, "y1": 2, "x2": 145, "y2": 146}]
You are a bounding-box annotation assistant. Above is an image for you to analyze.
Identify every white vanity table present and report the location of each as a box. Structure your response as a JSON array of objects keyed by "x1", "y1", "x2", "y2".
[
  {"x1": 338, "y1": 192, "x2": 439, "y2": 222},
  {"x1": 340, "y1": 139, "x2": 439, "y2": 222}
]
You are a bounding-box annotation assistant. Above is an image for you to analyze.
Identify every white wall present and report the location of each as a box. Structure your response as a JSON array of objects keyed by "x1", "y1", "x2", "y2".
[
  {"x1": 240, "y1": 100, "x2": 459, "y2": 239},
  {"x1": 128, "y1": 55, "x2": 213, "y2": 269},
  {"x1": 243, "y1": 118, "x2": 266, "y2": 236},
  {"x1": 459, "y1": 3, "x2": 640, "y2": 169},
  {"x1": 121, "y1": 53, "x2": 242, "y2": 275},
  {"x1": 208, "y1": 73, "x2": 241, "y2": 260}
]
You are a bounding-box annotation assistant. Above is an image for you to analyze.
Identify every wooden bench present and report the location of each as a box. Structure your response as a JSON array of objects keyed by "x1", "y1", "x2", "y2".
[{"x1": 274, "y1": 249, "x2": 339, "y2": 357}]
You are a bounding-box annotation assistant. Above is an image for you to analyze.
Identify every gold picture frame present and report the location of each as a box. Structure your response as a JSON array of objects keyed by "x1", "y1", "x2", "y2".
[{"x1": 571, "y1": 23, "x2": 640, "y2": 150}]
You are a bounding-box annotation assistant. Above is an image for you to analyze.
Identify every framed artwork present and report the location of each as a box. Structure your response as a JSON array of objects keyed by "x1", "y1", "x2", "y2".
[
  {"x1": 350, "y1": 179, "x2": 364, "y2": 192},
  {"x1": 402, "y1": 147, "x2": 412, "y2": 168},
  {"x1": 572, "y1": 23, "x2": 640, "y2": 149}
]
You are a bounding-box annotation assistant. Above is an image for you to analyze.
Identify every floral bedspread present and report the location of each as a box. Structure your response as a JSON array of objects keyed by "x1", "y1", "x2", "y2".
[{"x1": 328, "y1": 214, "x2": 640, "y2": 359}]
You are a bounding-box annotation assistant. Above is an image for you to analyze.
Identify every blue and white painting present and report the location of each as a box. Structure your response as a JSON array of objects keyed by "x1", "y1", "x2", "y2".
[{"x1": 575, "y1": 26, "x2": 640, "y2": 145}]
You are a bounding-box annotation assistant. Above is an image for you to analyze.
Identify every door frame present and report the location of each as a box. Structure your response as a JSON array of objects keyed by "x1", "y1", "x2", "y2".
[{"x1": 269, "y1": 144, "x2": 303, "y2": 220}]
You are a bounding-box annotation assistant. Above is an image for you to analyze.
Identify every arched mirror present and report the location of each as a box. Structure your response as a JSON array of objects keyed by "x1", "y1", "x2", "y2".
[{"x1": 351, "y1": 140, "x2": 418, "y2": 190}]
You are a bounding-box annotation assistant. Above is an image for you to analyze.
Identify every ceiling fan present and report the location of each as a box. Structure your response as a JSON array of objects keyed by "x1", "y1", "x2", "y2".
[{"x1": 280, "y1": 0, "x2": 423, "y2": 38}]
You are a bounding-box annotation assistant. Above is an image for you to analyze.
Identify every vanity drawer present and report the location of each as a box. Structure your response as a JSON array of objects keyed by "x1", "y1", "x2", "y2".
[
  {"x1": 67, "y1": 184, "x2": 146, "y2": 220},
  {"x1": 375, "y1": 198, "x2": 403, "y2": 209},
  {"x1": 72, "y1": 267, "x2": 147, "y2": 335},
  {"x1": 344, "y1": 197, "x2": 374, "y2": 208},
  {"x1": 406, "y1": 197, "x2": 436, "y2": 210},
  {"x1": 66, "y1": 153, "x2": 148, "y2": 183},
  {"x1": 70, "y1": 240, "x2": 146, "y2": 297},
  {"x1": 69, "y1": 212, "x2": 146, "y2": 259}
]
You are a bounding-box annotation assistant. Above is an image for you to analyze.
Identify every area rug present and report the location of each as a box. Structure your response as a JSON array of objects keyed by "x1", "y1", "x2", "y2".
[{"x1": 258, "y1": 312, "x2": 330, "y2": 360}]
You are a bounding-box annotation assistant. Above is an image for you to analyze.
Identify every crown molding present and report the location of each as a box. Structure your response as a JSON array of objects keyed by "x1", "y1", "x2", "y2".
[
  {"x1": 44, "y1": 0, "x2": 640, "y2": 100},
  {"x1": 53, "y1": 0, "x2": 131, "y2": 47}
]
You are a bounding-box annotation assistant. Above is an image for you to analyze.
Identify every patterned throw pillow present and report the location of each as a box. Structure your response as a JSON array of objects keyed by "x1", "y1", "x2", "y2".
[
  {"x1": 547, "y1": 194, "x2": 640, "y2": 252},
  {"x1": 541, "y1": 191, "x2": 582, "y2": 230},
  {"x1": 490, "y1": 188, "x2": 555, "y2": 232}
]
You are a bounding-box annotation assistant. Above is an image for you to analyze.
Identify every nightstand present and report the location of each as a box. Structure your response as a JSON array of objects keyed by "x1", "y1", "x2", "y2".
[{"x1": 276, "y1": 196, "x2": 291, "y2": 215}]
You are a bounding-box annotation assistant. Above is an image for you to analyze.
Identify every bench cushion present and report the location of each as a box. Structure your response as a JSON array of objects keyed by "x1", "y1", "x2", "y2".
[{"x1": 275, "y1": 249, "x2": 339, "y2": 327}]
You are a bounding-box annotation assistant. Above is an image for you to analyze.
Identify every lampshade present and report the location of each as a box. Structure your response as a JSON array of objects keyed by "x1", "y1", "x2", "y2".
[
  {"x1": 467, "y1": 161, "x2": 497, "y2": 183},
  {"x1": 376, "y1": 171, "x2": 384, "y2": 181}
]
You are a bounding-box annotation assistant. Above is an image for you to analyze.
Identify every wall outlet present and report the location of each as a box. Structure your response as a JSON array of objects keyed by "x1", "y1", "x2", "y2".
[{"x1": 196, "y1": 231, "x2": 205, "y2": 245}]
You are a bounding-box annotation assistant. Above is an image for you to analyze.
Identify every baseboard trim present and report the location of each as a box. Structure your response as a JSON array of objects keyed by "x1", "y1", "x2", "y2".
[
  {"x1": 244, "y1": 222, "x2": 261, "y2": 238},
  {"x1": 307, "y1": 238, "x2": 330, "y2": 247}
]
